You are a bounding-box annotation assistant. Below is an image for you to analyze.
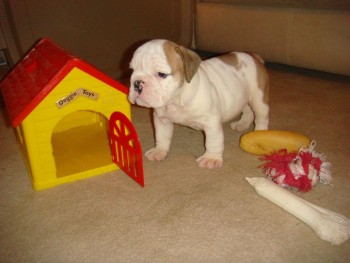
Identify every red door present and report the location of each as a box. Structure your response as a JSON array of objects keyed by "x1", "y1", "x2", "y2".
[{"x1": 109, "y1": 111, "x2": 144, "y2": 187}]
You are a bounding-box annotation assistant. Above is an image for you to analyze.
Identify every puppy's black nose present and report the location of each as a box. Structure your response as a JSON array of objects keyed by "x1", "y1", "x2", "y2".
[{"x1": 134, "y1": 80, "x2": 144, "y2": 94}]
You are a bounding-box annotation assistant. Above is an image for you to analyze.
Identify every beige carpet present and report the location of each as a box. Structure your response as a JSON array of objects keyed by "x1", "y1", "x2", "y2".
[{"x1": 1, "y1": 65, "x2": 350, "y2": 262}]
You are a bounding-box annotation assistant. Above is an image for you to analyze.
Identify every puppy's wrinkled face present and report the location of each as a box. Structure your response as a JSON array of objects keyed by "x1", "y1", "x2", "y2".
[{"x1": 128, "y1": 40, "x2": 185, "y2": 108}]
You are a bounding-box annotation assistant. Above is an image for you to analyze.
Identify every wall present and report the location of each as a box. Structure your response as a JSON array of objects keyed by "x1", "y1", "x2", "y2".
[
  {"x1": 195, "y1": 1, "x2": 350, "y2": 76},
  {"x1": 0, "y1": 0, "x2": 194, "y2": 79}
]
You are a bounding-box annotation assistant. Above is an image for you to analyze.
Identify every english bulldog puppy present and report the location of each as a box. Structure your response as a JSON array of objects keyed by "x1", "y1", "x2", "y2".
[{"x1": 128, "y1": 39, "x2": 269, "y2": 169}]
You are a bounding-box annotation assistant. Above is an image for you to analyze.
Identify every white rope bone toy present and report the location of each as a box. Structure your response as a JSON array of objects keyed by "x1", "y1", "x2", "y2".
[{"x1": 245, "y1": 177, "x2": 350, "y2": 245}]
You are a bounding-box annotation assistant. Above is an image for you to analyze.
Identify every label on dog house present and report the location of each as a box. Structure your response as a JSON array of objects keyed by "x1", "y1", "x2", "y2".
[
  {"x1": 0, "y1": 38, "x2": 144, "y2": 190},
  {"x1": 56, "y1": 88, "x2": 99, "y2": 108}
]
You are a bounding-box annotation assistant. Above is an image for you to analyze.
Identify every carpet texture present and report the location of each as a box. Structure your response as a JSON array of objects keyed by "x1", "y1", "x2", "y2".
[{"x1": 1, "y1": 66, "x2": 350, "y2": 262}]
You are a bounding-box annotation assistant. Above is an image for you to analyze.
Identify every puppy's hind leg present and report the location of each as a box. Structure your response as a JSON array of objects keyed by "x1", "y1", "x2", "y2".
[
  {"x1": 230, "y1": 104, "x2": 254, "y2": 131},
  {"x1": 250, "y1": 92, "x2": 269, "y2": 130},
  {"x1": 253, "y1": 104, "x2": 269, "y2": 130},
  {"x1": 249, "y1": 55, "x2": 269, "y2": 130}
]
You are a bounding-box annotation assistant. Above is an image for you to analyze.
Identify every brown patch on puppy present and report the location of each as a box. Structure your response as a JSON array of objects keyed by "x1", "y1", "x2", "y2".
[
  {"x1": 163, "y1": 41, "x2": 201, "y2": 84},
  {"x1": 163, "y1": 41, "x2": 183, "y2": 84},
  {"x1": 219, "y1": 52, "x2": 269, "y2": 104},
  {"x1": 248, "y1": 53, "x2": 269, "y2": 104},
  {"x1": 218, "y1": 52, "x2": 240, "y2": 70}
]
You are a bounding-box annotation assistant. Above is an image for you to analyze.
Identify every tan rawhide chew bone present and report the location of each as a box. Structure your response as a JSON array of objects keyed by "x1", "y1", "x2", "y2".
[{"x1": 245, "y1": 177, "x2": 350, "y2": 245}]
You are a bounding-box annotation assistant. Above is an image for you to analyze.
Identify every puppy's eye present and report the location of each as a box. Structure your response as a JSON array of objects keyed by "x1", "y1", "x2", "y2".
[{"x1": 158, "y1": 72, "x2": 169, "y2": 79}]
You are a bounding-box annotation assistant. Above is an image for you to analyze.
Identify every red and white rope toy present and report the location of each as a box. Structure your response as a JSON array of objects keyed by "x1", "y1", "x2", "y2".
[{"x1": 260, "y1": 141, "x2": 332, "y2": 192}]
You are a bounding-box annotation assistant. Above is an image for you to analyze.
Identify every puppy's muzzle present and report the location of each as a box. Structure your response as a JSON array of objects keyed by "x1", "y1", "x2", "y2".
[{"x1": 134, "y1": 80, "x2": 144, "y2": 95}]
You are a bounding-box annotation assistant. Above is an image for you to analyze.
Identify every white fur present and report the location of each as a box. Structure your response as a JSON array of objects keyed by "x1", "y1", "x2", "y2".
[{"x1": 129, "y1": 39, "x2": 269, "y2": 169}]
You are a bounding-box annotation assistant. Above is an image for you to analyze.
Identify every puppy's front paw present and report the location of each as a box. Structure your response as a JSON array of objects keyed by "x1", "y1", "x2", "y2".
[
  {"x1": 196, "y1": 154, "x2": 223, "y2": 169},
  {"x1": 145, "y1": 148, "x2": 168, "y2": 161}
]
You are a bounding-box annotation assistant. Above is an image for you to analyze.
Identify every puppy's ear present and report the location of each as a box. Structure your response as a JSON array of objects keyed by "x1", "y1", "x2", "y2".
[{"x1": 175, "y1": 46, "x2": 201, "y2": 83}]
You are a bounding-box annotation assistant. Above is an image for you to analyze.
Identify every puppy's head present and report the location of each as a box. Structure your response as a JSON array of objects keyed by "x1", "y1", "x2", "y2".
[{"x1": 128, "y1": 39, "x2": 201, "y2": 108}]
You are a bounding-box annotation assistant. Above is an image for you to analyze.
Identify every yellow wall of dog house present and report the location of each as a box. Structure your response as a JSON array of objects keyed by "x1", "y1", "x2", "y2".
[{"x1": 19, "y1": 67, "x2": 130, "y2": 190}]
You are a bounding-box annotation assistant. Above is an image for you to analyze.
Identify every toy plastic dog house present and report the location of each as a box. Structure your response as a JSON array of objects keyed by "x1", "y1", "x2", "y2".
[{"x1": 0, "y1": 38, "x2": 144, "y2": 190}]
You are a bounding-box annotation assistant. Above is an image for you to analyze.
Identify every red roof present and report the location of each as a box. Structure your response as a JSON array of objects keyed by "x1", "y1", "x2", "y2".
[{"x1": 0, "y1": 38, "x2": 128, "y2": 127}]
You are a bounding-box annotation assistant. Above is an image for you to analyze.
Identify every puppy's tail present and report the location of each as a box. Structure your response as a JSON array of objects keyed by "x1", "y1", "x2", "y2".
[
  {"x1": 252, "y1": 53, "x2": 265, "y2": 64},
  {"x1": 247, "y1": 52, "x2": 265, "y2": 64}
]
